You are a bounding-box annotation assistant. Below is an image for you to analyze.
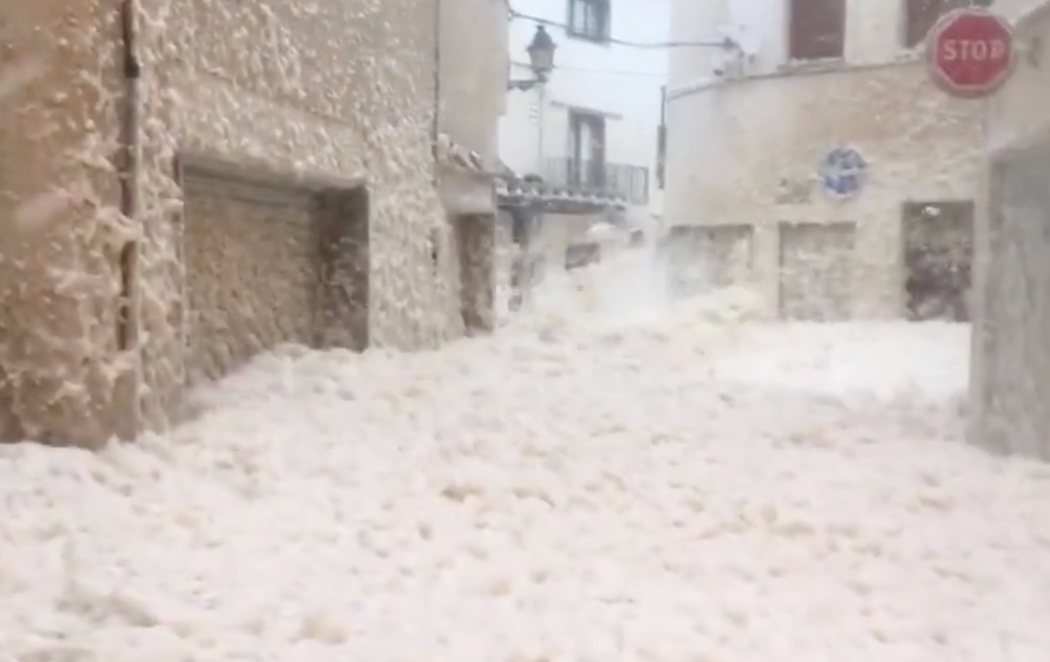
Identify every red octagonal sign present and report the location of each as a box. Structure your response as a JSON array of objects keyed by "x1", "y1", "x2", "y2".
[{"x1": 927, "y1": 8, "x2": 1015, "y2": 98}]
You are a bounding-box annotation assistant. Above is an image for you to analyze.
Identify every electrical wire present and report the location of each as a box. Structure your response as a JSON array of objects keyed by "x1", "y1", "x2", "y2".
[
  {"x1": 507, "y1": 5, "x2": 733, "y2": 49},
  {"x1": 511, "y1": 60, "x2": 665, "y2": 78}
]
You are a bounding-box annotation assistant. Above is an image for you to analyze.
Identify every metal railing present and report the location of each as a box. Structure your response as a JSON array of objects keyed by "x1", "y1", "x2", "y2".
[{"x1": 544, "y1": 158, "x2": 650, "y2": 205}]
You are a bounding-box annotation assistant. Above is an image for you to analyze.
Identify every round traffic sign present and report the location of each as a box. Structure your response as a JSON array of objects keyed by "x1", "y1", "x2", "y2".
[
  {"x1": 927, "y1": 9, "x2": 1015, "y2": 98},
  {"x1": 820, "y1": 147, "x2": 866, "y2": 199}
]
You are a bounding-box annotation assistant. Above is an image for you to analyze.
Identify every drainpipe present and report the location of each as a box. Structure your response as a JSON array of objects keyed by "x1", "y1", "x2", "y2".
[
  {"x1": 119, "y1": 0, "x2": 142, "y2": 438},
  {"x1": 432, "y1": 0, "x2": 442, "y2": 185},
  {"x1": 536, "y1": 82, "x2": 545, "y2": 177}
]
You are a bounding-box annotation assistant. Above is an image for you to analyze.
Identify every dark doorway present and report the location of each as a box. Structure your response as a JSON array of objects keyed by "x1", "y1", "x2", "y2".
[
  {"x1": 569, "y1": 110, "x2": 607, "y2": 189},
  {"x1": 454, "y1": 214, "x2": 495, "y2": 334},
  {"x1": 566, "y1": 242, "x2": 602, "y2": 270},
  {"x1": 903, "y1": 201, "x2": 974, "y2": 322},
  {"x1": 180, "y1": 156, "x2": 369, "y2": 384},
  {"x1": 316, "y1": 187, "x2": 370, "y2": 350}
]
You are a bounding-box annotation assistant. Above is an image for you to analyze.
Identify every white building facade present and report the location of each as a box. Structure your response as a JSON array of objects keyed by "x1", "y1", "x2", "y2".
[
  {"x1": 438, "y1": 0, "x2": 512, "y2": 333},
  {"x1": 664, "y1": 0, "x2": 1034, "y2": 320},
  {"x1": 499, "y1": 0, "x2": 670, "y2": 238}
]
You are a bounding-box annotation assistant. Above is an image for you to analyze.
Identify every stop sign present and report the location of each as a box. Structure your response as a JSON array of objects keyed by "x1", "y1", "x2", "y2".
[{"x1": 927, "y1": 8, "x2": 1015, "y2": 98}]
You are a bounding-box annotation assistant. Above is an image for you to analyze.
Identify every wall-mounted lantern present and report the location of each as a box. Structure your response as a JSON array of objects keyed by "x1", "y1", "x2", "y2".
[{"x1": 509, "y1": 25, "x2": 556, "y2": 91}]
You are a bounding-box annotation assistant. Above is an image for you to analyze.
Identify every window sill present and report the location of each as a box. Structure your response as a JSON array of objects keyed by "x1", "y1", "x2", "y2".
[
  {"x1": 566, "y1": 29, "x2": 612, "y2": 45},
  {"x1": 893, "y1": 50, "x2": 925, "y2": 66},
  {"x1": 779, "y1": 57, "x2": 847, "y2": 75}
]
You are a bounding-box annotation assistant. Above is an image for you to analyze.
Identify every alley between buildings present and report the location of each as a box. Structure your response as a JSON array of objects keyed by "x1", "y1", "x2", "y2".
[{"x1": 2, "y1": 263, "x2": 1049, "y2": 661}]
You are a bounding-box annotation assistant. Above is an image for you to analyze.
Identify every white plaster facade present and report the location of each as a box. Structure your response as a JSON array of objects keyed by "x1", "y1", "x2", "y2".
[
  {"x1": 970, "y1": 2, "x2": 1050, "y2": 460},
  {"x1": 498, "y1": 0, "x2": 670, "y2": 227},
  {"x1": 439, "y1": 0, "x2": 509, "y2": 215},
  {"x1": 438, "y1": 0, "x2": 511, "y2": 333},
  {"x1": 665, "y1": 0, "x2": 1036, "y2": 319}
]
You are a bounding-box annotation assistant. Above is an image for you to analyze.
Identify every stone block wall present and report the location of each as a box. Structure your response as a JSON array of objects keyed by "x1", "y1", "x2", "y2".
[{"x1": 0, "y1": 0, "x2": 478, "y2": 445}]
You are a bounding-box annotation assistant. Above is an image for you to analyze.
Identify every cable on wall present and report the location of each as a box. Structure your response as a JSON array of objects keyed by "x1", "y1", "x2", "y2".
[{"x1": 507, "y1": 4, "x2": 735, "y2": 50}]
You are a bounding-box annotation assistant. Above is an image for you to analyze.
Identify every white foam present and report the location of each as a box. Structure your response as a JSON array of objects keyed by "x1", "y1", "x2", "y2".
[{"x1": 2, "y1": 287, "x2": 1049, "y2": 660}]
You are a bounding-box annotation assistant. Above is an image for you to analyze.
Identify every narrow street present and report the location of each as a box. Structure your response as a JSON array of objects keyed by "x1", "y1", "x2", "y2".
[
  {"x1": 3, "y1": 274, "x2": 1050, "y2": 661},
  {"x1": 4, "y1": 1, "x2": 1050, "y2": 659}
]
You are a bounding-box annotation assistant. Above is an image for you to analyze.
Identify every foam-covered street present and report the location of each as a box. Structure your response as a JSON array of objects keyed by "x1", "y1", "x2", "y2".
[{"x1": 3, "y1": 278, "x2": 1049, "y2": 661}]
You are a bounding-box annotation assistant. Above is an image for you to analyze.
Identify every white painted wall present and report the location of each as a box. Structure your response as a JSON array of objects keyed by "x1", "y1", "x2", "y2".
[
  {"x1": 441, "y1": 0, "x2": 509, "y2": 169},
  {"x1": 438, "y1": 0, "x2": 510, "y2": 216},
  {"x1": 499, "y1": 0, "x2": 671, "y2": 219}
]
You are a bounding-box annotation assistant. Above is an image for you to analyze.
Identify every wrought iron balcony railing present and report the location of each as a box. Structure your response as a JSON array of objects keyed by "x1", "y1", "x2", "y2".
[{"x1": 544, "y1": 158, "x2": 650, "y2": 205}]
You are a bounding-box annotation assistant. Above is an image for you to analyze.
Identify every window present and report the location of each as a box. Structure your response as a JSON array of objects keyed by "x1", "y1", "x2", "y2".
[
  {"x1": 656, "y1": 126, "x2": 667, "y2": 190},
  {"x1": 904, "y1": 0, "x2": 968, "y2": 48},
  {"x1": 566, "y1": 242, "x2": 602, "y2": 270},
  {"x1": 568, "y1": 0, "x2": 610, "y2": 42},
  {"x1": 657, "y1": 86, "x2": 667, "y2": 190},
  {"x1": 569, "y1": 110, "x2": 607, "y2": 188},
  {"x1": 789, "y1": 0, "x2": 846, "y2": 61}
]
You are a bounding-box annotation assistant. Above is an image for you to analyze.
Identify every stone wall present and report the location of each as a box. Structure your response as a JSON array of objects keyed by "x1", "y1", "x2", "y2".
[
  {"x1": 0, "y1": 0, "x2": 475, "y2": 445},
  {"x1": 665, "y1": 60, "x2": 986, "y2": 318},
  {"x1": 0, "y1": 0, "x2": 128, "y2": 443},
  {"x1": 970, "y1": 3, "x2": 1050, "y2": 460}
]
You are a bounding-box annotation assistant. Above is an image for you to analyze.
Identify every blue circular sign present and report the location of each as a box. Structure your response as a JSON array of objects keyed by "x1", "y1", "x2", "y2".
[{"x1": 820, "y1": 147, "x2": 866, "y2": 198}]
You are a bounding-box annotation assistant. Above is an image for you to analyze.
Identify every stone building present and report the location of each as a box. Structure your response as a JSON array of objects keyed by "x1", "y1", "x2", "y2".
[
  {"x1": 0, "y1": 0, "x2": 508, "y2": 446},
  {"x1": 970, "y1": 2, "x2": 1050, "y2": 459},
  {"x1": 664, "y1": 0, "x2": 1032, "y2": 320},
  {"x1": 437, "y1": 0, "x2": 509, "y2": 333}
]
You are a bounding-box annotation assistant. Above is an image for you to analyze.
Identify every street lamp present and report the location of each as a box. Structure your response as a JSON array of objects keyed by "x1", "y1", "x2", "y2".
[{"x1": 509, "y1": 25, "x2": 556, "y2": 91}]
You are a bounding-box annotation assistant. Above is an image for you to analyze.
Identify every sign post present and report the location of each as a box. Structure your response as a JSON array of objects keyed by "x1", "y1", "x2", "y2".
[{"x1": 926, "y1": 8, "x2": 1015, "y2": 98}]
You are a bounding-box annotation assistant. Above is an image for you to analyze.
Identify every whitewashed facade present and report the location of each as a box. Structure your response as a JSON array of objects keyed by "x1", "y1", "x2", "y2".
[{"x1": 499, "y1": 0, "x2": 671, "y2": 230}]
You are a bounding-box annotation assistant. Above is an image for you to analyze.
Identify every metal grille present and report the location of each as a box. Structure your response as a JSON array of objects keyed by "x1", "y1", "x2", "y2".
[{"x1": 544, "y1": 158, "x2": 650, "y2": 205}]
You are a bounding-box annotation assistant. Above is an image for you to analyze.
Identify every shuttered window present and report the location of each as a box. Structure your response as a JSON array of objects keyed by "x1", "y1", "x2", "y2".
[
  {"x1": 789, "y1": 0, "x2": 846, "y2": 61},
  {"x1": 568, "y1": 0, "x2": 610, "y2": 41},
  {"x1": 904, "y1": 0, "x2": 969, "y2": 48}
]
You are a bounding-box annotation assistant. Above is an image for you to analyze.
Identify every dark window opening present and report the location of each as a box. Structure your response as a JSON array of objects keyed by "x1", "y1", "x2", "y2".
[
  {"x1": 568, "y1": 0, "x2": 610, "y2": 42},
  {"x1": 453, "y1": 214, "x2": 496, "y2": 334},
  {"x1": 657, "y1": 85, "x2": 667, "y2": 190},
  {"x1": 902, "y1": 201, "x2": 974, "y2": 322},
  {"x1": 566, "y1": 242, "x2": 602, "y2": 270},
  {"x1": 656, "y1": 125, "x2": 667, "y2": 190},
  {"x1": 569, "y1": 110, "x2": 607, "y2": 189},
  {"x1": 904, "y1": 0, "x2": 969, "y2": 48},
  {"x1": 789, "y1": 0, "x2": 846, "y2": 61}
]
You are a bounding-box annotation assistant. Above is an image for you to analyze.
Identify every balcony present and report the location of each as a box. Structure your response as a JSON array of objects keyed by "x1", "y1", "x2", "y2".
[{"x1": 545, "y1": 159, "x2": 650, "y2": 205}]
